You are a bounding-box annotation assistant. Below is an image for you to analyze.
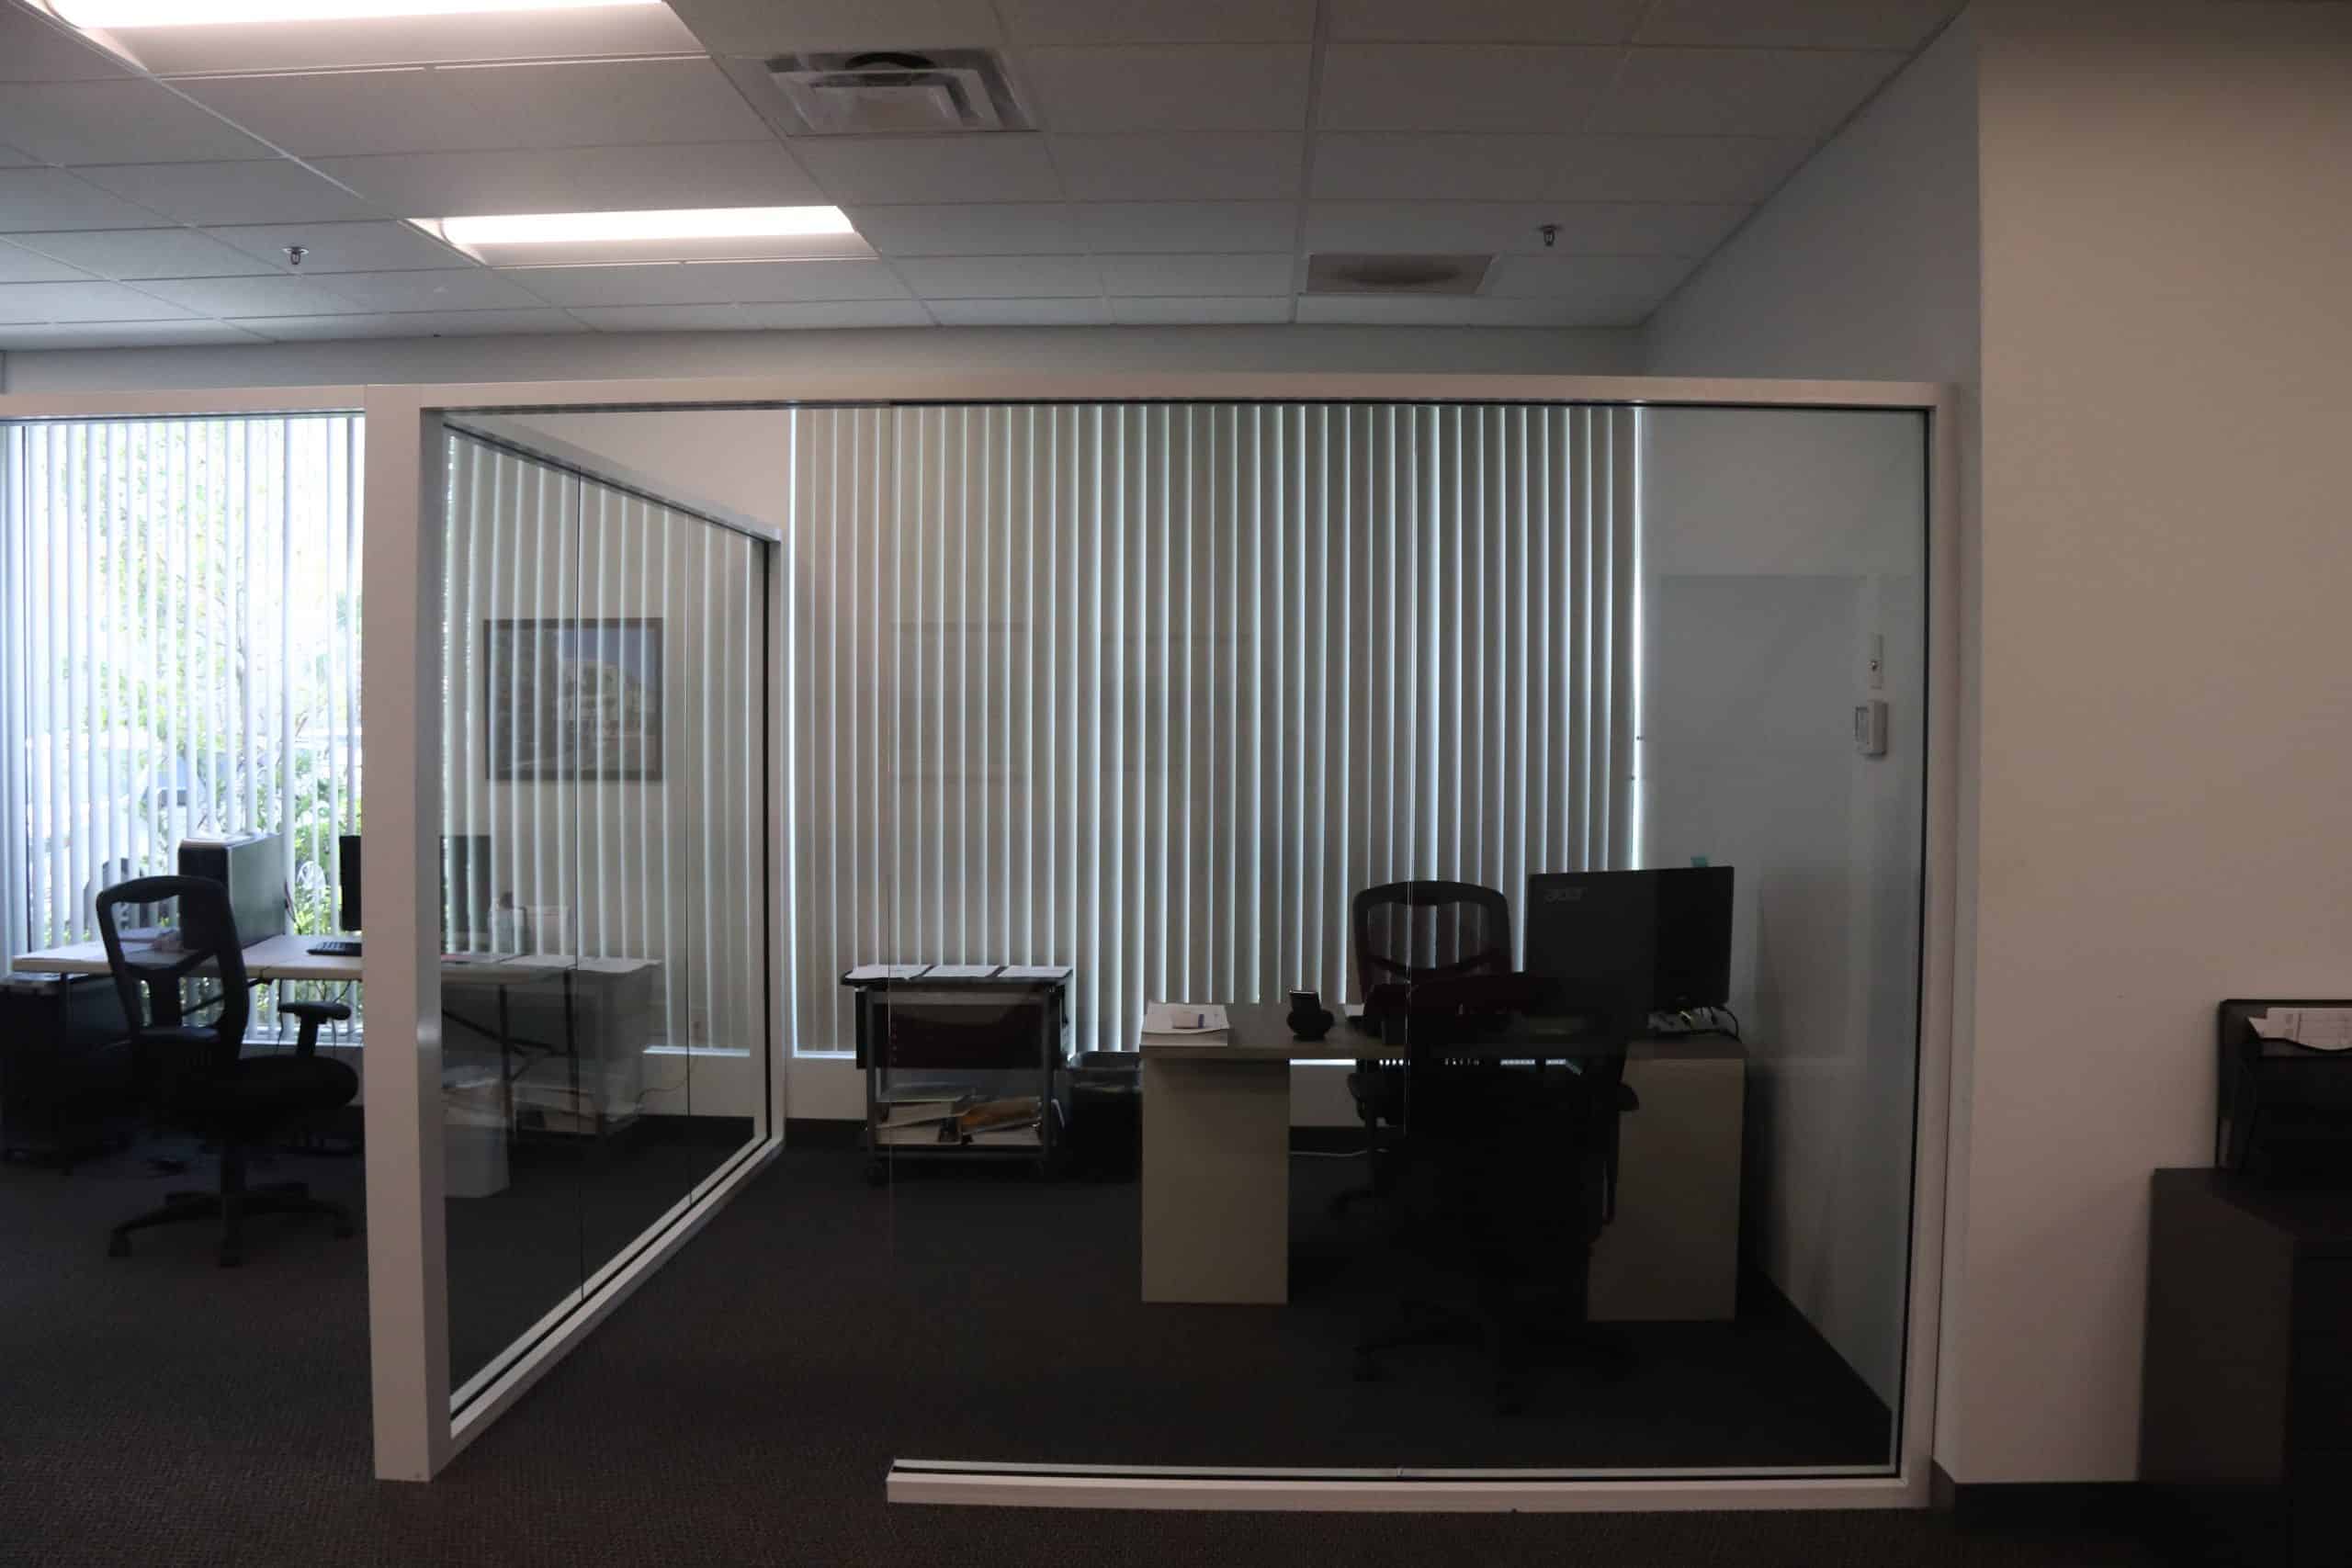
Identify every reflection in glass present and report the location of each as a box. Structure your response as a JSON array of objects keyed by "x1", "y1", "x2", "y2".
[{"x1": 439, "y1": 423, "x2": 769, "y2": 1399}]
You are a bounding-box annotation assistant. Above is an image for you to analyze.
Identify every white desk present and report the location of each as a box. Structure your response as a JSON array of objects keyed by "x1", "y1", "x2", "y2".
[
  {"x1": 13, "y1": 932, "x2": 361, "y2": 984},
  {"x1": 1139, "y1": 1004, "x2": 1746, "y2": 1318}
]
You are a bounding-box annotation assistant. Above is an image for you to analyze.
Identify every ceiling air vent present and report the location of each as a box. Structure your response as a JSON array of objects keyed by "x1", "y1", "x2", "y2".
[
  {"x1": 1306, "y1": 253, "x2": 1494, "y2": 296},
  {"x1": 767, "y1": 50, "x2": 1031, "y2": 135}
]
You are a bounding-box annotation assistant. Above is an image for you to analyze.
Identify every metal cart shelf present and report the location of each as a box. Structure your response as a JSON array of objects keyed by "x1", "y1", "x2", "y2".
[{"x1": 842, "y1": 965, "x2": 1072, "y2": 1185}]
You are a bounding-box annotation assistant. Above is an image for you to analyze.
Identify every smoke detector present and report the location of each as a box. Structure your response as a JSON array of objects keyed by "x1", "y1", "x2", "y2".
[
  {"x1": 1306, "y1": 254, "x2": 1494, "y2": 296},
  {"x1": 767, "y1": 50, "x2": 1031, "y2": 135}
]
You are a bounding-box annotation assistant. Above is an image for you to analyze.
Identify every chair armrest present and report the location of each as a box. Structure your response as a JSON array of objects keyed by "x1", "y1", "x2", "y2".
[{"x1": 281, "y1": 998, "x2": 353, "y2": 1056}]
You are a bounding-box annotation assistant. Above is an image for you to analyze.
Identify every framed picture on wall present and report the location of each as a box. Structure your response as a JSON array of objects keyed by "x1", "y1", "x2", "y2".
[{"x1": 484, "y1": 617, "x2": 663, "y2": 781}]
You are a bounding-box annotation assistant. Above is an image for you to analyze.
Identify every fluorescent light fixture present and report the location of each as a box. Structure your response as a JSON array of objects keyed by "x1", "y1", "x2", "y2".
[
  {"x1": 419, "y1": 206, "x2": 874, "y2": 267},
  {"x1": 50, "y1": 0, "x2": 660, "y2": 26}
]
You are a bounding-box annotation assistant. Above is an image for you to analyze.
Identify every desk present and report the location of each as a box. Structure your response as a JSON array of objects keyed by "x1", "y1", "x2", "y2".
[
  {"x1": 1139, "y1": 1004, "x2": 1746, "y2": 1314},
  {"x1": 10, "y1": 940, "x2": 659, "y2": 1138}
]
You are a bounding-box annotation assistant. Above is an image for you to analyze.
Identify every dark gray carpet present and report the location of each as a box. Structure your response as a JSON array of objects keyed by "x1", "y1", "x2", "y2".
[{"x1": 0, "y1": 1136, "x2": 2174, "y2": 1567}]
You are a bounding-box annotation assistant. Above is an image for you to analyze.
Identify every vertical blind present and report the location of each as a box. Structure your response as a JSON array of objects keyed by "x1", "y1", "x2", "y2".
[
  {"x1": 786, "y1": 401, "x2": 1639, "y2": 1055},
  {"x1": 441, "y1": 429, "x2": 767, "y2": 1058},
  {"x1": 0, "y1": 415, "x2": 363, "y2": 1036}
]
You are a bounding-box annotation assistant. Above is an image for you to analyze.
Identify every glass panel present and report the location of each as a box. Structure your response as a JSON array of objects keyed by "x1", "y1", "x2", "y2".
[
  {"x1": 819, "y1": 400, "x2": 1927, "y2": 1476},
  {"x1": 438, "y1": 412, "x2": 774, "y2": 1405}
]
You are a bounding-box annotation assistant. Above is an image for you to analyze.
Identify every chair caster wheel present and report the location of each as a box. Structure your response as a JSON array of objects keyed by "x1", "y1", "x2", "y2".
[{"x1": 107, "y1": 1235, "x2": 130, "y2": 1258}]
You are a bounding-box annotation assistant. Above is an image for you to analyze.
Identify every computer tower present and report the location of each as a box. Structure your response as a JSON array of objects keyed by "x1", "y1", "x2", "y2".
[{"x1": 176, "y1": 832, "x2": 287, "y2": 942}]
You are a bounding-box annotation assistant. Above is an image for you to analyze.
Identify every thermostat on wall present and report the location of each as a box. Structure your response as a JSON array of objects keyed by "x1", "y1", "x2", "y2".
[{"x1": 1854, "y1": 699, "x2": 1889, "y2": 758}]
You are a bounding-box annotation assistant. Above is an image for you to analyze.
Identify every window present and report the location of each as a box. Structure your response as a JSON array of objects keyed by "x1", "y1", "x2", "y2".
[
  {"x1": 783, "y1": 401, "x2": 1638, "y2": 1054},
  {"x1": 0, "y1": 413, "x2": 363, "y2": 1038}
]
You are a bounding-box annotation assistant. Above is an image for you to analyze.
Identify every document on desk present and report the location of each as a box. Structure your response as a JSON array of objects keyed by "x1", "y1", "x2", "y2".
[
  {"x1": 924, "y1": 964, "x2": 1001, "y2": 979},
  {"x1": 1142, "y1": 1002, "x2": 1229, "y2": 1043},
  {"x1": 845, "y1": 963, "x2": 931, "y2": 981},
  {"x1": 2248, "y1": 1008, "x2": 2352, "y2": 1051},
  {"x1": 999, "y1": 964, "x2": 1074, "y2": 981}
]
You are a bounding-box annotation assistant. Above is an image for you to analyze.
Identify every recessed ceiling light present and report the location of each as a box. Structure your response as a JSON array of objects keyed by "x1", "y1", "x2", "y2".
[
  {"x1": 50, "y1": 0, "x2": 661, "y2": 27},
  {"x1": 418, "y1": 206, "x2": 874, "y2": 267}
]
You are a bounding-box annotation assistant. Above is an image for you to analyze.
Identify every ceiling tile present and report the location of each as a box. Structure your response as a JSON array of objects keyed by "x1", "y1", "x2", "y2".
[
  {"x1": 661, "y1": 0, "x2": 1002, "y2": 53},
  {"x1": 1303, "y1": 197, "x2": 1744, "y2": 257},
  {"x1": 0, "y1": 321, "x2": 267, "y2": 350},
  {"x1": 1548, "y1": 134, "x2": 1811, "y2": 203},
  {"x1": 792, "y1": 136, "x2": 1062, "y2": 204},
  {"x1": 0, "y1": 280, "x2": 195, "y2": 324},
  {"x1": 929, "y1": 297, "x2": 1111, "y2": 325},
  {"x1": 1109, "y1": 296, "x2": 1290, "y2": 324},
  {"x1": 899, "y1": 254, "x2": 1099, "y2": 299},
  {"x1": 9, "y1": 228, "x2": 270, "y2": 281},
  {"x1": 1049, "y1": 131, "x2": 1303, "y2": 201},
  {"x1": 0, "y1": 80, "x2": 271, "y2": 167},
  {"x1": 1484, "y1": 252, "x2": 1696, "y2": 298},
  {"x1": 136, "y1": 274, "x2": 375, "y2": 319},
  {"x1": 173, "y1": 60, "x2": 775, "y2": 159},
  {"x1": 74, "y1": 161, "x2": 383, "y2": 226},
  {"x1": 1075, "y1": 201, "x2": 1295, "y2": 254},
  {"x1": 571, "y1": 300, "x2": 934, "y2": 331},
  {"x1": 1310, "y1": 133, "x2": 1564, "y2": 201},
  {"x1": 998, "y1": 0, "x2": 1314, "y2": 44},
  {"x1": 0, "y1": 171, "x2": 176, "y2": 232},
  {"x1": 737, "y1": 299, "x2": 934, "y2": 328},
  {"x1": 207, "y1": 220, "x2": 468, "y2": 274},
  {"x1": 1295, "y1": 294, "x2": 1617, "y2": 326},
  {"x1": 1590, "y1": 48, "x2": 1907, "y2": 138},
  {"x1": 1637, "y1": 0, "x2": 1962, "y2": 51},
  {"x1": 505, "y1": 260, "x2": 913, "y2": 307},
  {"x1": 313, "y1": 143, "x2": 828, "y2": 220},
  {"x1": 843, "y1": 203, "x2": 1079, "y2": 256},
  {"x1": 1317, "y1": 45, "x2": 1623, "y2": 132},
  {"x1": 320, "y1": 268, "x2": 540, "y2": 311},
  {"x1": 240, "y1": 308, "x2": 590, "y2": 341},
  {"x1": 1017, "y1": 46, "x2": 1311, "y2": 132},
  {"x1": 1305, "y1": 200, "x2": 1569, "y2": 256},
  {"x1": 0, "y1": 241, "x2": 96, "y2": 285},
  {"x1": 1096, "y1": 253, "x2": 1292, "y2": 297},
  {"x1": 1328, "y1": 0, "x2": 1646, "y2": 43},
  {"x1": 0, "y1": 9, "x2": 134, "y2": 82},
  {"x1": 0, "y1": 146, "x2": 33, "y2": 166}
]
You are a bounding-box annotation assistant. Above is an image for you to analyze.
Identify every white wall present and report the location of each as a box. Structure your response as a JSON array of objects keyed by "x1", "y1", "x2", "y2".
[
  {"x1": 0, "y1": 322, "x2": 1640, "y2": 394},
  {"x1": 1948, "y1": 0, "x2": 2352, "y2": 1484},
  {"x1": 1640, "y1": 406, "x2": 1928, "y2": 1407}
]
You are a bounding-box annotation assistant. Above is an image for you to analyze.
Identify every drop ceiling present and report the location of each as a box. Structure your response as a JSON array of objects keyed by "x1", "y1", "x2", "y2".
[{"x1": 0, "y1": 0, "x2": 1966, "y2": 350}]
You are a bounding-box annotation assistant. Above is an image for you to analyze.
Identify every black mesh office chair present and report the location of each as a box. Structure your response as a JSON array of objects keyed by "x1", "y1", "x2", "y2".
[
  {"x1": 96, "y1": 875, "x2": 357, "y2": 1267},
  {"x1": 1338, "y1": 882, "x2": 1513, "y2": 1211},
  {"x1": 1353, "y1": 977, "x2": 1634, "y2": 1413}
]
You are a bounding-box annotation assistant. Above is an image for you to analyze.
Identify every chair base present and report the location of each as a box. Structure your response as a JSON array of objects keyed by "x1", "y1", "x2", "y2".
[{"x1": 107, "y1": 1179, "x2": 357, "y2": 1268}]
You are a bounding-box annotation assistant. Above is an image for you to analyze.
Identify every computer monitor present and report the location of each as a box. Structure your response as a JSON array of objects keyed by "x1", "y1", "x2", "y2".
[
  {"x1": 338, "y1": 834, "x2": 361, "y2": 932},
  {"x1": 1523, "y1": 866, "x2": 1734, "y2": 1036}
]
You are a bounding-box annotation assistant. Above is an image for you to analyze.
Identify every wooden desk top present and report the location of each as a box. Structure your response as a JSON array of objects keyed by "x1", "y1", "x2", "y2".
[{"x1": 12, "y1": 937, "x2": 657, "y2": 987}]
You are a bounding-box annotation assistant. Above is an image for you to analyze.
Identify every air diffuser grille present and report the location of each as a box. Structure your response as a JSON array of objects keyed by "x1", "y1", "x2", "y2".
[
  {"x1": 1306, "y1": 253, "x2": 1494, "y2": 296},
  {"x1": 768, "y1": 49, "x2": 1031, "y2": 136}
]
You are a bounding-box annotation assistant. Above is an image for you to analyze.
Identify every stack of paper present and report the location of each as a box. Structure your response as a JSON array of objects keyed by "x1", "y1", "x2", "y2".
[{"x1": 1141, "y1": 1002, "x2": 1230, "y2": 1044}]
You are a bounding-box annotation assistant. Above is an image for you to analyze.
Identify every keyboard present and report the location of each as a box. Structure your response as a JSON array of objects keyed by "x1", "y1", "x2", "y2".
[{"x1": 309, "y1": 939, "x2": 361, "y2": 957}]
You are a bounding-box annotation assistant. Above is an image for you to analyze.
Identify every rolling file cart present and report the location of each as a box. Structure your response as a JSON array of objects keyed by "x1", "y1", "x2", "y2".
[{"x1": 842, "y1": 964, "x2": 1072, "y2": 1185}]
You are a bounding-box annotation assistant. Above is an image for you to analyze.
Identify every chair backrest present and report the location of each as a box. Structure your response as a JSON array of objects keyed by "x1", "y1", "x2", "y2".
[
  {"x1": 95, "y1": 874, "x2": 249, "y2": 1070},
  {"x1": 1352, "y1": 881, "x2": 1511, "y2": 1004}
]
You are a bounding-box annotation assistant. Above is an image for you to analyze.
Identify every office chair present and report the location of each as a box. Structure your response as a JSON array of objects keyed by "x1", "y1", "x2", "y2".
[
  {"x1": 96, "y1": 875, "x2": 357, "y2": 1267},
  {"x1": 1336, "y1": 881, "x2": 1512, "y2": 1213},
  {"x1": 1352, "y1": 979, "x2": 1634, "y2": 1414}
]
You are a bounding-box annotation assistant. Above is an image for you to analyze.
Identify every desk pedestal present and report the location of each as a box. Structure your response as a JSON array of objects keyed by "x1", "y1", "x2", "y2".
[{"x1": 1141, "y1": 1055, "x2": 1290, "y2": 1304}]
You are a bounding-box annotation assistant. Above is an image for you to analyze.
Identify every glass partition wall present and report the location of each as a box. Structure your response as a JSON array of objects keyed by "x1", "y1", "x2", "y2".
[
  {"x1": 435, "y1": 423, "x2": 771, "y2": 1401},
  {"x1": 842, "y1": 400, "x2": 1930, "y2": 1480},
  {"x1": 377, "y1": 388, "x2": 1936, "y2": 1494}
]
